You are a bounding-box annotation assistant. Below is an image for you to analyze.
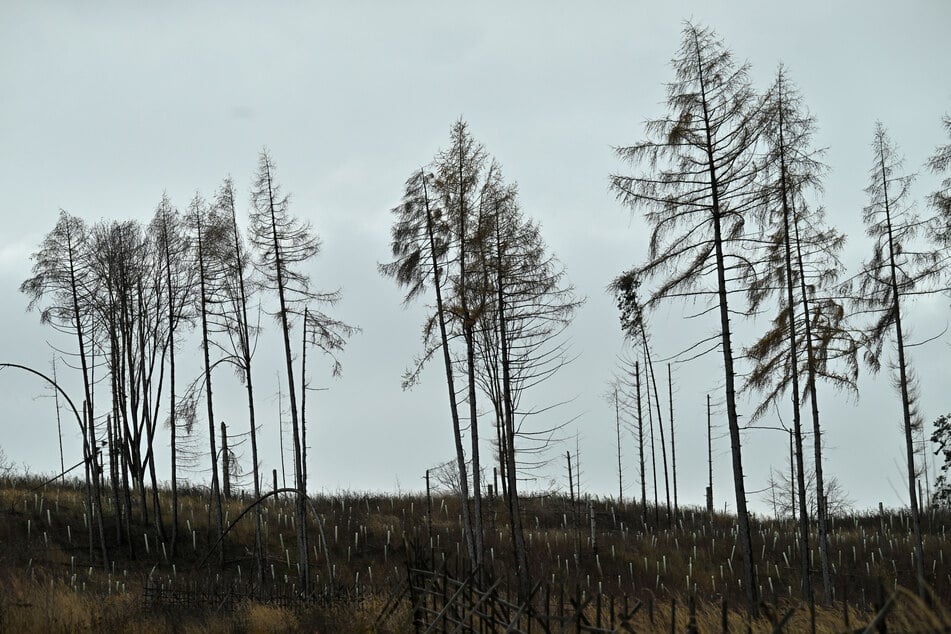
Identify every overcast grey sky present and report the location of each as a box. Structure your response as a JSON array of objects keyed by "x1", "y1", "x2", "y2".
[{"x1": 1, "y1": 2, "x2": 949, "y2": 515}]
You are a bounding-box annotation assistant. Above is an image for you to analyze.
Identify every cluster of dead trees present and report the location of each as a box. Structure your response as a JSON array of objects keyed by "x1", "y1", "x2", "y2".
[
  {"x1": 9, "y1": 18, "x2": 951, "y2": 618},
  {"x1": 381, "y1": 120, "x2": 582, "y2": 599},
  {"x1": 610, "y1": 22, "x2": 951, "y2": 612},
  {"x1": 16, "y1": 150, "x2": 356, "y2": 591}
]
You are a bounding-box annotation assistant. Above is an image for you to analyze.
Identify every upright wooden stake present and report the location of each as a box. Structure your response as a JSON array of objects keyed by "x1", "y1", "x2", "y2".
[
  {"x1": 221, "y1": 421, "x2": 230, "y2": 499},
  {"x1": 707, "y1": 394, "x2": 713, "y2": 516},
  {"x1": 668, "y1": 363, "x2": 678, "y2": 518}
]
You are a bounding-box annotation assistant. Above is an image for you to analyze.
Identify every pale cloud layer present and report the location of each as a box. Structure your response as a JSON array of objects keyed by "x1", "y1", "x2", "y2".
[{"x1": 1, "y1": 2, "x2": 949, "y2": 514}]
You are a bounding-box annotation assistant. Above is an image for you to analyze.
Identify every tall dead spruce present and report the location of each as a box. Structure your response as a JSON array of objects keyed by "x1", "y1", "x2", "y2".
[
  {"x1": 473, "y1": 162, "x2": 580, "y2": 599},
  {"x1": 611, "y1": 22, "x2": 764, "y2": 613},
  {"x1": 854, "y1": 123, "x2": 942, "y2": 598},
  {"x1": 209, "y1": 178, "x2": 266, "y2": 583},
  {"x1": 745, "y1": 67, "x2": 858, "y2": 604},
  {"x1": 249, "y1": 149, "x2": 354, "y2": 593},
  {"x1": 381, "y1": 166, "x2": 479, "y2": 563},
  {"x1": 383, "y1": 122, "x2": 579, "y2": 595},
  {"x1": 149, "y1": 196, "x2": 196, "y2": 558},
  {"x1": 188, "y1": 194, "x2": 225, "y2": 556},
  {"x1": 20, "y1": 211, "x2": 109, "y2": 566}
]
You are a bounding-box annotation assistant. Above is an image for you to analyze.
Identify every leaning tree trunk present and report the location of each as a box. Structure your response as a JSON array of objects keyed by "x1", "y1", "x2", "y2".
[
  {"x1": 642, "y1": 339, "x2": 670, "y2": 525},
  {"x1": 878, "y1": 146, "x2": 927, "y2": 596},
  {"x1": 643, "y1": 348, "x2": 659, "y2": 527},
  {"x1": 420, "y1": 177, "x2": 477, "y2": 563}
]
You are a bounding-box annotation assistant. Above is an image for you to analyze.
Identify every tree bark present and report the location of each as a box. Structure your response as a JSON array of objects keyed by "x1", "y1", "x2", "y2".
[{"x1": 878, "y1": 142, "x2": 927, "y2": 597}]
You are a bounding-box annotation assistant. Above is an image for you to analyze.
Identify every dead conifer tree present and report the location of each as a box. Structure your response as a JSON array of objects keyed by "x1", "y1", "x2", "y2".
[
  {"x1": 610, "y1": 22, "x2": 765, "y2": 612},
  {"x1": 854, "y1": 123, "x2": 942, "y2": 598}
]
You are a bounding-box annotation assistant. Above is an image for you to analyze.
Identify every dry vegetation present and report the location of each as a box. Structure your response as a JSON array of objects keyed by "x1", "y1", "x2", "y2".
[{"x1": 1, "y1": 473, "x2": 950, "y2": 632}]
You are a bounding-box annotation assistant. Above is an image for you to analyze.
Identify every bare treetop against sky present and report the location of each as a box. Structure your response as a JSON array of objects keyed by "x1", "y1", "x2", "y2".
[{"x1": 1, "y1": 2, "x2": 949, "y2": 514}]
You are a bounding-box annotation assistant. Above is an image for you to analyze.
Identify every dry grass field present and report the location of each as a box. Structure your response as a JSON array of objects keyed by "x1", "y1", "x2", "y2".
[{"x1": 1, "y1": 473, "x2": 949, "y2": 632}]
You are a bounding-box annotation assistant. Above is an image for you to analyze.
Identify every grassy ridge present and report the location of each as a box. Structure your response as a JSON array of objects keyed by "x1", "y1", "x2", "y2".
[{"x1": 1, "y1": 474, "x2": 949, "y2": 631}]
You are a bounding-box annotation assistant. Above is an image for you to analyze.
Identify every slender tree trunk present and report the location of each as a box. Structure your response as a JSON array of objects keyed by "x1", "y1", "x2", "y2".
[
  {"x1": 264, "y1": 165, "x2": 309, "y2": 592},
  {"x1": 107, "y1": 414, "x2": 121, "y2": 541},
  {"x1": 420, "y1": 175, "x2": 476, "y2": 563},
  {"x1": 278, "y1": 380, "x2": 286, "y2": 489},
  {"x1": 801, "y1": 304, "x2": 832, "y2": 602},
  {"x1": 776, "y1": 97, "x2": 812, "y2": 601},
  {"x1": 644, "y1": 348, "x2": 659, "y2": 527},
  {"x1": 299, "y1": 308, "x2": 311, "y2": 579},
  {"x1": 707, "y1": 394, "x2": 714, "y2": 516},
  {"x1": 458, "y1": 168, "x2": 485, "y2": 566},
  {"x1": 222, "y1": 175, "x2": 264, "y2": 584},
  {"x1": 635, "y1": 361, "x2": 647, "y2": 521},
  {"x1": 496, "y1": 409, "x2": 509, "y2": 500},
  {"x1": 712, "y1": 205, "x2": 758, "y2": 612},
  {"x1": 64, "y1": 224, "x2": 108, "y2": 567},
  {"x1": 138, "y1": 284, "x2": 167, "y2": 544},
  {"x1": 244, "y1": 359, "x2": 263, "y2": 585},
  {"x1": 696, "y1": 34, "x2": 758, "y2": 611},
  {"x1": 119, "y1": 409, "x2": 135, "y2": 558},
  {"x1": 643, "y1": 339, "x2": 670, "y2": 525},
  {"x1": 615, "y1": 387, "x2": 623, "y2": 504},
  {"x1": 668, "y1": 364, "x2": 678, "y2": 518},
  {"x1": 168, "y1": 297, "x2": 179, "y2": 556},
  {"x1": 878, "y1": 145, "x2": 927, "y2": 597},
  {"x1": 52, "y1": 356, "x2": 66, "y2": 482},
  {"x1": 301, "y1": 308, "x2": 309, "y2": 491},
  {"x1": 496, "y1": 216, "x2": 529, "y2": 600},
  {"x1": 221, "y1": 422, "x2": 231, "y2": 498},
  {"x1": 196, "y1": 210, "x2": 224, "y2": 560}
]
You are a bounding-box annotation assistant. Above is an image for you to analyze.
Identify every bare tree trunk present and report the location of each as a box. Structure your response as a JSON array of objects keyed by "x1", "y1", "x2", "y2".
[
  {"x1": 169, "y1": 320, "x2": 179, "y2": 555},
  {"x1": 643, "y1": 348, "x2": 659, "y2": 527},
  {"x1": 643, "y1": 340, "x2": 670, "y2": 526},
  {"x1": 496, "y1": 409, "x2": 509, "y2": 500},
  {"x1": 52, "y1": 356, "x2": 66, "y2": 482},
  {"x1": 794, "y1": 205, "x2": 832, "y2": 601},
  {"x1": 615, "y1": 387, "x2": 623, "y2": 504},
  {"x1": 775, "y1": 97, "x2": 813, "y2": 600},
  {"x1": 107, "y1": 414, "x2": 122, "y2": 541},
  {"x1": 495, "y1": 218, "x2": 529, "y2": 600},
  {"x1": 668, "y1": 364, "x2": 678, "y2": 518},
  {"x1": 64, "y1": 223, "x2": 109, "y2": 568},
  {"x1": 263, "y1": 166, "x2": 309, "y2": 593},
  {"x1": 695, "y1": 36, "x2": 758, "y2": 609},
  {"x1": 878, "y1": 145, "x2": 926, "y2": 597},
  {"x1": 420, "y1": 175, "x2": 477, "y2": 563},
  {"x1": 460, "y1": 203, "x2": 485, "y2": 567},
  {"x1": 221, "y1": 422, "x2": 231, "y2": 498},
  {"x1": 301, "y1": 309, "x2": 309, "y2": 491},
  {"x1": 299, "y1": 308, "x2": 311, "y2": 581},
  {"x1": 636, "y1": 361, "x2": 647, "y2": 521},
  {"x1": 195, "y1": 206, "x2": 224, "y2": 561},
  {"x1": 707, "y1": 394, "x2": 714, "y2": 516}
]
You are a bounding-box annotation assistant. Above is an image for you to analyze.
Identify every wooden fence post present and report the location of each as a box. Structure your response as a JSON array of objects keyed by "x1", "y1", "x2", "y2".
[
  {"x1": 687, "y1": 593, "x2": 698, "y2": 634},
  {"x1": 589, "y1": 498, "x2": 597, "y2": 555}
]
